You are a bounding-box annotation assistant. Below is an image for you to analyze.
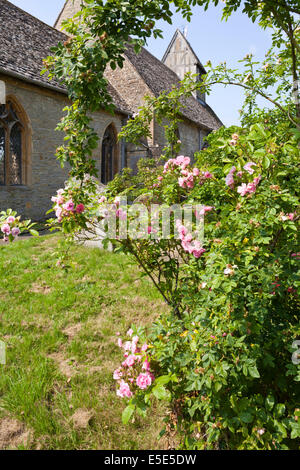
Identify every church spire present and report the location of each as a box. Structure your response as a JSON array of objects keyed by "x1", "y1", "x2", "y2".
[{"x1": 54, "y1": 0, "x2": 84, "y2": 31}]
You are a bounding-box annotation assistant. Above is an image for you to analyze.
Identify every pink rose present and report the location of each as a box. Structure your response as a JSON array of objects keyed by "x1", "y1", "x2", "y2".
[
  {"x1": 225, "y1": 166, "x2": 236, "y2": 188},
  {"x1": 63, "y1": 200, "x2": 74, "y2": 212},
  {"x1": 11, "y1": 227, "x2": 20, "y2": 238},
  {"x1": 1, "y1": 224, "x2": 10, "y2": 235},
  {"x1": 124, "y1": 341, "x2": 132, "y2": 351},
  {"x1": 193, "y1": 247, "x2": 206, "y2": 259},
  {"x1": 123, "y1": 355, "x2": 136, "y2": 367},
  {"x1": 7, "y1": 216, "x2": 15, "y2": 224},
  {"x1": 237, "y1": 183, "x2": 248, "y2": 196},
  {"x1": 117, "y1": 380, "x2": 133, "y2": 398},
  {"x1": 243, "y1": 162, "x2": 257, "y2": 175},
  {"x1": 142, "y1": 360, "x2": 151, "y2": 371},
  {"x1": 136, "y1": 372, "x2": 153, "y2": 390},
  {"x1": 116, "y1": 208, "x2": 127, "y2": 220},
  {"x1": 113, "y1": 369, "x2": 123, "y2": 380},
  {"x1": 75, "y1": 204, "x2": 85, "y2": 214}
]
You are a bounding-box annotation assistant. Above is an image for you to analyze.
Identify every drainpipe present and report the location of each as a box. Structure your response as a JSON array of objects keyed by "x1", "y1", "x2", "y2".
[{"x1": 120, "y1": 118, "x2": 128, "y2": 170}]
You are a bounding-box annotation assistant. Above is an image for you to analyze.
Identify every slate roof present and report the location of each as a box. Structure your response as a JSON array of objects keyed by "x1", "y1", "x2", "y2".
[
  {"x1": 0, "y1": 0, "x2": 222, "y2": 129},
  {"x1": 0, "y1": 0, "x2": 130, "y2": 114},
  {"x1": 125, "y1": 44, "x2": 222, "y2": 130}
]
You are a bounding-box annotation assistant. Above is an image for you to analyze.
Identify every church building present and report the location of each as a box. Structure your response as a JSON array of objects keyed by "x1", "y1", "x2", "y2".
[{"x1": 0, "y1": 0, "x2": 222, "y2": 220}]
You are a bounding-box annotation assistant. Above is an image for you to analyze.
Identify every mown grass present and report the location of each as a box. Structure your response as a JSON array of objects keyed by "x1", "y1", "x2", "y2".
[{"x1": 0, "y1": 235, "x2": 170, "y2": 450}]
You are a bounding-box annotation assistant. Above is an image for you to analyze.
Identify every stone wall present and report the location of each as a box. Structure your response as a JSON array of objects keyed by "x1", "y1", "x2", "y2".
[
  {"x1": 0, "y1": 74, "x2": 123, "y2": 220},
  {"x1": 54, "y1": 0, "x2": 84, "y2": 30},
  {"x1": 153, "y1": 117, "x2": 202, "y2": 162}
]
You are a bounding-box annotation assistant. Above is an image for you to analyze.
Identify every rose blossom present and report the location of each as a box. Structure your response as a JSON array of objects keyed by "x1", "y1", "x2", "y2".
[
  {"x1": 63, "y1": 200, "x2": 74, "y2": 212},
  {"x1": 11, "y1": 227, "x2": 20, "y2": 238},
  {"x1": 225, "y1": 166, "x2": 236, "y2": 188},
  {"x1": 136, "y1": 372, "x2": 153, "y2": 390},
  {"x1": 203, "y1": 171, "x2": 213, "y2": 179},
  {"x1": 237, "y1": 183, "x2": 248, "y2": 196},
  {"x1": 142, "y1": 360, "x2": 151, "y2": 371},
  {"x1": 117, "y1": 380, "x2": 133, "y2": 398},
  {"x1": 123, "y1": 355, "x2": 136, "y2": 367},
  {"x1": 1, "y1": 224, "x2": 10, "y2": 235},
  {"x1": 113, "y1": 369, "x2": 123, "y2": 380},
  {"x1": 75, "y1": 204, "x2": 85, "y2": 214},
  {"x1": 243, "y1": 162, "x2": 257, "y2": 175},
  {"x1": 7, "y1": 216, "x2": 15, "y2": 224},
  {"x1": 116, "y1": 208, "x2": 127, "y2": 220}
]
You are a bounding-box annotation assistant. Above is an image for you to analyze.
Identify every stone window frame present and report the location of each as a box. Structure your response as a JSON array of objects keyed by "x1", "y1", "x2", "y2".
[{"x1": 0, "y1": 95, "x2": 32, "y2": 187}]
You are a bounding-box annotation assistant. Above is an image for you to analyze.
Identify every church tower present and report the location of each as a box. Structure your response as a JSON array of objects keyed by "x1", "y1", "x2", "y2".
[
  {"x1": 54, "y1": 0, "x2": 83, "y2": 30},
  {"x1": 162, "y1": 29, "x2": 206, "y2": 103}
]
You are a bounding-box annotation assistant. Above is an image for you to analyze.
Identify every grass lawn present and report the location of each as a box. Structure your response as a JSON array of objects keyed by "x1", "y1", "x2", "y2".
[{"x1": 0, "y1": 235, "x2": 170, "y2": 450}]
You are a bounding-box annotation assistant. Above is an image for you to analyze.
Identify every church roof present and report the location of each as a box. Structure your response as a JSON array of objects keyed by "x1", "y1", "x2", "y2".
[
  {"x1": 0, "y1": 0, "x2": 222, "y2": 129},
  {"x1": 0, "y1": 0, "x2": 130, "y2": 114},
  {"x1": 125, "y1": 44, "x2": 222, "y2": 130}
]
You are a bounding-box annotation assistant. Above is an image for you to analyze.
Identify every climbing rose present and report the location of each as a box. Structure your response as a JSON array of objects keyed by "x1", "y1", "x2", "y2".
[
  {"x1": 117, "y1": 380, "x2": 133, "y2": 398},
  {"x1": 243, "y1": 162, "x2": 257, "y2": 175},
  {"x1": 75, "y1": 204, "x2": 85, "y2": 214},
  {"x1": 1, "y1": 224, "x2": 10, "y2": 235},
  {"x1": 63, "y1": 200, "x2": 74, "y2": 212},
  {"x1": 123, "y1": 355, "x2": 136, "y2": 367},
  {"x1": 11, "y1": 227, "x2": 20, "y2": 237},
  {"x1": 225, "y1": 166, "x2": 236, "y2": 188},
  {"x1": 136, "y1": 372, "x2": 153, "y2": 390},
  {"x1": 113, "y1": 369, "x2": 123, "y2": 380}
]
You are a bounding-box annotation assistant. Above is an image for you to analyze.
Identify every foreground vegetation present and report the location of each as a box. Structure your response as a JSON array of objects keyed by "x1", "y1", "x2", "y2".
[{"x1": 0, "y1": 235, "x2": 169, "y2": 450}]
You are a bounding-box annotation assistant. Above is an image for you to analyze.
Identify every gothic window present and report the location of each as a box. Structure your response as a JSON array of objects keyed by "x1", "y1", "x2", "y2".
[
  {"x1": 0, "y1": 100, "x2": 25, "y2": 186},
  {"x1": 101, "y1": 124, "x2": 118, "y2": 185}
]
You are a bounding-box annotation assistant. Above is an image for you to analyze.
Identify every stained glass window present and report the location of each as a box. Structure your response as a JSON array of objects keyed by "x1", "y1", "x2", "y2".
[
  {"x1": 0, "y1": 101, "x2": 24, "y2": 186},
  {"x1": 101, "y1": 125, "x2": 117, "y2": 185}
]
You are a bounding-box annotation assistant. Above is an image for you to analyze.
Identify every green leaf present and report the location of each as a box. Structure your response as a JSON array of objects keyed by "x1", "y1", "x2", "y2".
[
  {"x1": 122, "y1": 404, "x2": 135, "y2": 425},
  {"x1": 29, "y1": 230, "x2": 40, "y2": 237},
  {"x1": 152, "y1": 385, "x2": 170, "y2": 400},
  {"x1": 262, "y1": 155, "x2": 270, "y2": 169},
  {"x1": 265, "y1": 394, "x2": 275, "y2": 411},
  {"x1": 248, "y1": 365, "x2": 260, "y2": 378}
]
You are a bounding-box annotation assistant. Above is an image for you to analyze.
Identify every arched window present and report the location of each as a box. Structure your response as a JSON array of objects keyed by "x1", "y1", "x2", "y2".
[
  {"x1": 0, "y1": 100, "x2": 27, "y2": 186},
  {"x1": 101, "y1": 124, "x2": 118, "y2": 185}
]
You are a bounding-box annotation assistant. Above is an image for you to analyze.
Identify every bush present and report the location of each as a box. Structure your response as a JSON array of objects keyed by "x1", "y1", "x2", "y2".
[{"x1": 110, "y1": 118, "x2": 300, "y2": 450}]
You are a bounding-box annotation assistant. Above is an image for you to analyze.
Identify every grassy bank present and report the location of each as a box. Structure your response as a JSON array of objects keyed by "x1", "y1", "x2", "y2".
[{"x1": 0, "y1": 235, "x2": 169, "y2": 450}]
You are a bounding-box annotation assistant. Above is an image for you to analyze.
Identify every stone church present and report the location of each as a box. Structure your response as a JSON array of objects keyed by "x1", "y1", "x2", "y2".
[{"x1": 0, "y1": 0, "x2": 222, "y2": 220}]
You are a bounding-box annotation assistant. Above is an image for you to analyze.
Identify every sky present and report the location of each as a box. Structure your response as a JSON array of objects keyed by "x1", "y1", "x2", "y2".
[{"x1": 9, "y1": 0, "x2": 273, "y2": 127}]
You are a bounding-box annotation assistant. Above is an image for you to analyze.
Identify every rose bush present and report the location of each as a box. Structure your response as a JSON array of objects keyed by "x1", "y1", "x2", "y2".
[
  {"x1": 0, "y1": 209, "x2": 38, "y2": 243},
  {"x1": 107, "y1": 115, "x2": 300, "y2": 449},
  {"x1": 43, "y1": 0, "x2": 300, "y2": 451}
]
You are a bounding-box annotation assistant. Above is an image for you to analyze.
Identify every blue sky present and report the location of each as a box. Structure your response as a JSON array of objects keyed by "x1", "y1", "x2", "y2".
[{"x1": 9, "y1": 0, "x2": 272, "y2": 126}]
